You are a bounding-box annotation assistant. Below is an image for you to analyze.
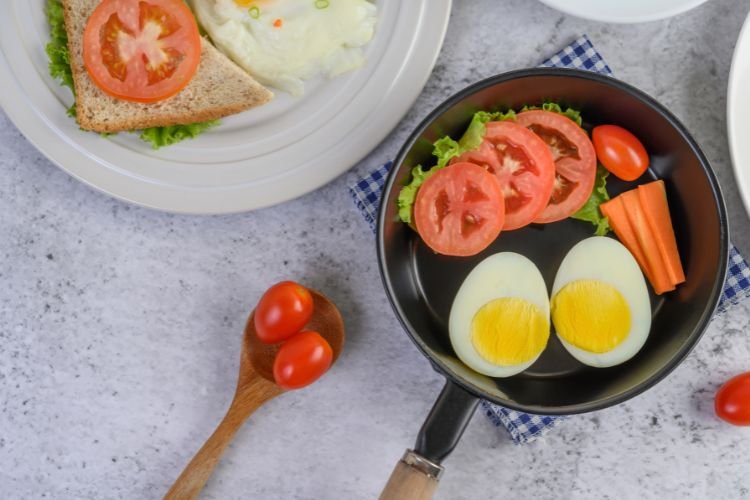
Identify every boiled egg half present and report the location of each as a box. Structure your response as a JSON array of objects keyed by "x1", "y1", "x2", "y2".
[
  {"x1": 449, "y1": 253, "x2": 550, "y2": 377},
  {"x1": 551, "y1": 237, "x2": 651, "y2": 368}
]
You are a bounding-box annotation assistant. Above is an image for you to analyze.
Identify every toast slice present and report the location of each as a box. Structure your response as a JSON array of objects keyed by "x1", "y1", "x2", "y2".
[{"x1": 61, "y1": 0, "x2": 273, "y2": 133}]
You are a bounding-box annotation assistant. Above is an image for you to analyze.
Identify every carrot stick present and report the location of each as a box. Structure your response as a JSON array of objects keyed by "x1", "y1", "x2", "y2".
[
  {"x1": 601, "y1": 196, "x2": 655, "y2": 286},
  {"x1": 637, "y1": 180, "x2": 686, "y2": 286},
  {"x1": 621, "y1": 189, "x2": 675, "y2": 295}
]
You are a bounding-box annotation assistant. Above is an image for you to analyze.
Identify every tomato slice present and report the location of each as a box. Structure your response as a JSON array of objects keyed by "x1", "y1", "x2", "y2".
[
  {"x1": 515, "y1": 110, "x2": 597, "y2": 223},
  {"x1": 414, "y1": 163, "x2": 505, "y2": 257},
  {"x1": 452, "y1": 121, "x2": 555, "y2": 230},
  {"x1": 83, "y1": 0, "x2": 201, "y2": 103}
]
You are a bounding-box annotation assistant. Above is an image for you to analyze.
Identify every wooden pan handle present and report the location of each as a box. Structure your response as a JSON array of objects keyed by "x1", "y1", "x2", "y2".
[{"x1": 379, "y1": 450, "x2": 444, "y2": 500}]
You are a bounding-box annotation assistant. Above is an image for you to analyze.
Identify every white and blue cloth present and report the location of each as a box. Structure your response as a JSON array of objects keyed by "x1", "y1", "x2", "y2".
[{"x1": 349, "y1": 35, "x2": 750, "y2": 444}]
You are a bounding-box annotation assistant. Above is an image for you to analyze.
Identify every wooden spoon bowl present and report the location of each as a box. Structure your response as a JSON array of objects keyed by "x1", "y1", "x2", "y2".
[
  {"x1": 165, "y1": 289, "x2": 344, "y2": 500},
  {"x1": 246, "y1": 290, "x2": 345, "y2": 382}
]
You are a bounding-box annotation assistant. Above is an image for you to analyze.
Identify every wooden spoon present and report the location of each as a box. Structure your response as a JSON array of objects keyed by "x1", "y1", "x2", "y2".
[{"x1": 164, "y1": 290, "x2": 345, "y2": 500}]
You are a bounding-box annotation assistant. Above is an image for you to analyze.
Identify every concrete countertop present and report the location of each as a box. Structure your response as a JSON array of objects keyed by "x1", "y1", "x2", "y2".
[{"x1": 2, "y1": 0, "x2": 750, "y2": 498}]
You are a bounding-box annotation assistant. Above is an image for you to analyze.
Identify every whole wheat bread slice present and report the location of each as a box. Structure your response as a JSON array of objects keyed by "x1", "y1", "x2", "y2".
[{"x1": 62, "y1": 0, "x2": 273, "y2": 133}]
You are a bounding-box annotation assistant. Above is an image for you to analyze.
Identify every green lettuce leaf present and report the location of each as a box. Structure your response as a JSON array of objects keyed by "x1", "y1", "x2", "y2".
[
  {"x1": 139, "y1": 121, "x2": 220, "y2": 149},
  {"x1": 521, "y1": 102, "x2": 582, "y2": 127},
  {"x1": 397, "y1": 110, "x2": 516, "y2": 223},
  {"x1": 571, "y1": 165, "x2": 611, "y2": 236},
  {"x1": 46, "y1": 0, "x2": 74, "y2": 94},
  {"x1": 45, "y1": 0, "x2": 217, "y2": 149},
  {"x1": 457, "y1": 110, "x2": 517, "y2": 153},
  {"x1": 397, "y1": 165, "x2": 435, "y2": 224}
]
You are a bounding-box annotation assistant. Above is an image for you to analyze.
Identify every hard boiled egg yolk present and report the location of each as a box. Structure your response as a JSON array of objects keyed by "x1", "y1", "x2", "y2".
[
  {"x1": 471, "y1": 298, "x2": 549, "y2": 366},
  {"x1": 551, "y1": 280, "x2": 631, "y2": 353}
]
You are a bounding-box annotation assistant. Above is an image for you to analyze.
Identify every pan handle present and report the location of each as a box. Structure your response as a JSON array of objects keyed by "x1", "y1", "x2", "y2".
[{"x1": 379, "y1": 380, "x2": 479, "y2": 500}]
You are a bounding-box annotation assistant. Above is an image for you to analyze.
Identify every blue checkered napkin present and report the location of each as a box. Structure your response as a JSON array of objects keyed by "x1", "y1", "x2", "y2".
[
  {"x1": 348, "y1": 35, "x2": 750, "y2": 444},
  {"x1": 718, "y1": 246, "x2": 750, "y2": 313}
]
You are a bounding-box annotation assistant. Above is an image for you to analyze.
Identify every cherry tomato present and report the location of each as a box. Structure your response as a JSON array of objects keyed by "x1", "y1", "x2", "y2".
[
  {"x1": 273, "y1": 331, "x2": 333, "y2": 390},
  {"x1": 715, "y1": 372, "x2": 750, "y2": 426},
  {"x1": 515, "y1": 110, "x2": 598, "y2": 223},
  {"x1": 83, "y1": 0, "x2": 201, "y2": 103},
  {"x1": 592, "y1": 125, "x2": 650, "y2": 181},
  {"x1": 451, "y1": 121, "x2": 555, "y2": 230},
  {"x1": 254, "y1": 281, "x2": 314, "y2": 344},
  {"x1": 414, "y1": 162, "x2": 505, "y2": 257}
]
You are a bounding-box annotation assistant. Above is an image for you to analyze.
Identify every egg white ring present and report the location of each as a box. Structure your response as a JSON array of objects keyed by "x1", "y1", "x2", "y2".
[
  {"x1": 551, "y1": 237, "x2": 652, "y2": 368},
  {"x1": 449, "y1": 253, "x2": 551, "y2": 378}
]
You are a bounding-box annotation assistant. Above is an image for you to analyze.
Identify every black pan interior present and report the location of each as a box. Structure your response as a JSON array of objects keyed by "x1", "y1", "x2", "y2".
[{"x1": 378, "y1": 69, "x2": 728, "y2": 415}]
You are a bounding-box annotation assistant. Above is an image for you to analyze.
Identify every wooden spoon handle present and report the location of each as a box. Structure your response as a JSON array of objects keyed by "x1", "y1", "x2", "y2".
[
  {"x1": 164, "y1": 376, "x2": 282, "y2": 500},
  {"x1": 379, "y1": 450, "x2": 443, "y2": 500}
]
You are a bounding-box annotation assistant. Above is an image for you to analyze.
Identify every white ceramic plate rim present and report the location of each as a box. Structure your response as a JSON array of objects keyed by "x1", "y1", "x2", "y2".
[
  {"x1": 0, "y1": 0, "x2": 452, "y2": 214},
  {"x1": 728, "y1": 9, "x2": 750, "y2": 218},
  {"x1": 537, "y1": 0, "x2": 709, "y2": 23}
]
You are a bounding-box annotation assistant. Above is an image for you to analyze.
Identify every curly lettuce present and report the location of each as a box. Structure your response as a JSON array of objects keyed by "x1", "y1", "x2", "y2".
[
  {"x1": 45, "y1": 0, "x2": 217, "y2": 149},
  {"x1": 571, "y1": 165, "x2": 611, "y2": 236}
]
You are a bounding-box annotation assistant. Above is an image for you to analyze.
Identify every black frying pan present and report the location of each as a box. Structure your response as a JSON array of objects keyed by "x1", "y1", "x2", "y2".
[{"x1": 376, "y1": 68, "x2": 728, "y2": 499}]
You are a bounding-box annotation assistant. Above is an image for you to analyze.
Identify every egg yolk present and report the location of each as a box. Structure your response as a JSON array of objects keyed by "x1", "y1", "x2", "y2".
[
  {"x1": 471, "y1": 298, "x2": 550, "y2": 366},
  {"x1": 551, "y1": 280, "x2": 631, "y2": 353}
]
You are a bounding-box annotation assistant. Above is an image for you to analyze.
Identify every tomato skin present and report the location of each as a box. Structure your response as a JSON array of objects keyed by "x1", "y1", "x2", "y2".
[
  {"x1": 83, "y1": 0, "x2": 201, "y2": 103},
  {"x1": 451, "y1": 121, "x2": 555, "y2": 230},
  {"x1": 254, "y1": 282, "x2": 314, "y2": 344},
  {"x1": 715, "y1": 372, "x2": 750, "y2": 426},
  {"x1": 273, "y1": 331, "x2": 333, "y2": 390},
  {"x1": 414, "y1": 162, "x2": 505, "y2": 257},
  {"x1": 515, "y1": 110, "x2": 597, "y2": 223},
  {"x1": 592, "y1": 125, "x2": 650, "y2": 181}
]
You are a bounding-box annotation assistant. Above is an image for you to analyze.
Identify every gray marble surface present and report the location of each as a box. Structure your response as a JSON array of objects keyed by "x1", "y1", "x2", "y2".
[{"x1": 3, "y1": 0, "x2": 750, "y2": 498}]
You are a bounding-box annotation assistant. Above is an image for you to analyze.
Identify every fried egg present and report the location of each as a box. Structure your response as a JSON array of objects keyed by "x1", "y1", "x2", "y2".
[
  {"x1": 551, "y1": 237, "x2": 651, "y2": 368},
  {"x1": 191, "y1": 0, "x2": 377, "y2": 96},
  {"x1": 449, "y1": 253, "x2": 550, "y2": 378}
]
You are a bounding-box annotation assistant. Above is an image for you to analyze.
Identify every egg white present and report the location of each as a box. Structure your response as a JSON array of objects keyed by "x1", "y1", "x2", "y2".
[
  {"x1": 191, "y1": 0, "x2": 377, "y2": 96},
  {"x1": 551, "y1": 236, "x2": 652, "y2": 368},
  {"x1": 449, "y1": 253, "x2": 550, "y2": 377}
]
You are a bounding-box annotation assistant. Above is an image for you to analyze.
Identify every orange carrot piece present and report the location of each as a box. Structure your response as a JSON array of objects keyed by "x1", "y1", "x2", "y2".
[
  {"x1": 621, "y1": 189, "x2": 675, "y2": 295},
  {"x1": 637, "y1": 180, "x2": 686, "y2": 286},
  {"x1": 600, "y1": 196, "x2": 655, "y2": 286}
]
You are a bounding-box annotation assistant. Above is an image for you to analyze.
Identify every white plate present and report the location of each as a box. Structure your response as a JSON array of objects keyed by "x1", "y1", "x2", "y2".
[
  {"x1": 537, "y1": 0, "x2": 709, "y2": 23},
  {"x1": 0, "y1": 1, "x2": 451, "y2": 214},
  {"x1": 728, "y1": 9, "x2": 750, "y2": 218}
]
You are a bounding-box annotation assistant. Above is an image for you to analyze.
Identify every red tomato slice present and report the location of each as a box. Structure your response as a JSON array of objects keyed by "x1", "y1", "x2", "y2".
[
  {"x1": 414, "y1": 163, "x2": 505, "y2": 257},
  {"x1": 515, "y1": 110, "x2": 597, "y2": 223},
  {"x1": 83, "y1": 0, "x2": 201, "y2": 103},
  {"x1": 451, "y1": 121, "x2": 555, "y2": 230}
]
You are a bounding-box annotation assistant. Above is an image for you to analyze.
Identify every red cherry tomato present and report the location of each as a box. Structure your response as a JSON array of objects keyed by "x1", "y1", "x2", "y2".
[
  {"x1": 273, "y1": 331, "x2": 333, "y2": 390},
  {"x1": 254, "y1": 282, "x2": 314, "y2": 344},
  {"x1": 592, "y1": 125, "x2": 650, "y2": 181},
  {"x1": 715, "y1": 372, "x2": 750, "y2": 426}
]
